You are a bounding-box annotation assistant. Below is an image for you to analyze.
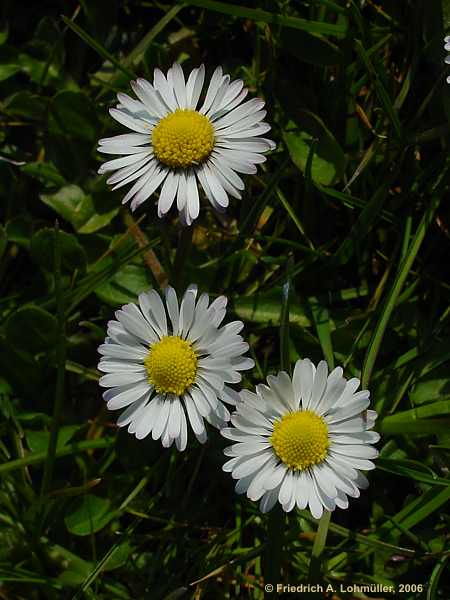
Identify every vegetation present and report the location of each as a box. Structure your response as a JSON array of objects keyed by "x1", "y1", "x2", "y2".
[{"x1": 0, "y1": 0, "x2": 449, "y2": 598}]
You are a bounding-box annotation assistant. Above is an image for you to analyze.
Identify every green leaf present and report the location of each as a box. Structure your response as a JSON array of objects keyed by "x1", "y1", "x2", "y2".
[
  {"x1": 102, "y1": 541, "x2": 133, "y2": 571},
  {"x1": 26, "y1": 425, "x2": 80, "y2": 454},
  {"x1": 48, "y1": 91, "x2": 99, "y2": 143},
  {"x1": 0, "y1": 28, "x2": 8, "y2": 45},
  {"x1": 94, "y1": 264, "x2": 152, "y2": 306},
  {"x1": 283, "y1": 115, "x2": 346, "y2": 185},
  {"x1": 0, "y1": 224, "x2": 6, "y2": 260},
  {"x1": 30, "y1": 228, "x2": 87, "y2": 273},
  {"x1": 3, "y1": 91, "x2": 47, "y2": 120},
  {"x1": 5, "y1": 306, "x2": 58, "y2": 354},
  {"x1": 5, "y1": 216, "x2": 33, "y2": 247},
  {"x1": 233, "y1": 289, "x2": 311, "y2": 328},
  {"x1": 21, "y1": 161, "x2": 66, "y2": 187},
  {"x1": 361, "y1": 194, "x2": 442, "y2": 388},
  {"x1": 309, "y1": 297, "x2": 334, "y2": 369},
  {"x1": 185, "y1": 0, "x2": 347, "y2": 36},
  {"x1": 17, "y1": 51, "x2": 59, "y2": 84},
  {"x1": 40, "y1": 184, "x2": 119, "y2": 234},
  {"x1": 0, "y1": 63, "x2": 20, "y2": 81},
  {"x1": 377, "y1": 458, "x2": 450, "y2": 487},
  {"x1": 280, "y1": 29, "x2": 344, "y2": 66},
  {"x1": 64, "y1": 495, "x2": 114, "y2": 537},
  {"x1": 410, "y1": 365, "x2": 450, "y2": 404}
]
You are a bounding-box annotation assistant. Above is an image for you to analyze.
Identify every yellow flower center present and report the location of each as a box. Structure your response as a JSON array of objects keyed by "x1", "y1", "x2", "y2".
[
  {"x1": 144, "y1": 336, "x2": 198, "y2": 396},
  {"x1": 270, "y1": 410, "x2": 329, "y2": 470},
  {"x1": 152, "y1": 109, "x2": 215, "y2": 169}
]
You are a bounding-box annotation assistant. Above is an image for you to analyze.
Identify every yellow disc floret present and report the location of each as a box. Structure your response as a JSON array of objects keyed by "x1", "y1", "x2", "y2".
[
  {"x1": 270, "y1": 410, "x2": 329, "y2": 470},
  {"x1": 144, "y1": 336, "x2": 198, "y2": 396},
  {"x1": 152, "y1": 109, "x2": 215, "y2": 169}
]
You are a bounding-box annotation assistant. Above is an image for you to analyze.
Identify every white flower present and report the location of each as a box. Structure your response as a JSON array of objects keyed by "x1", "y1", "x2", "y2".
[
  {"x1": 98, "y1": 285, "x2": 254, "y2": 450},
  {"x1": 221, "y1": 359, "x2": 379, "y2": 518},
  {"x1": 97, "y1": 63, "x2": 275, "y2": 224},
  {"x1": 445, "y1": 36, "x2": 450, "y2": 83}
]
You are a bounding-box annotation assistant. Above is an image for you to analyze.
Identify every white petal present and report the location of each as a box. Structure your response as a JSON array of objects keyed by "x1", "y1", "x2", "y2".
[
  {"x1": 153, "y1": 68, "x2": 177, "y2": 111},
  {"x1": 130, "y1": 167, "x2": 168, "y2": 211},
  {"x1": 175, "y1": 405, "x2": 188, "y2": 451},
  {"x1": 131, "y1": 79, "x2": 168, "y2": 118},
  {"x1": 310, "y1": 360, "x2": 328, "y2": 411},
  {"x1": 151, "y1": 396, "x2": 171, "y2": 440},
  {"x1": 164, "y1": 286, "x2": 180, "y2": 335},
  {"x1": 105, "y1": 382, "x2": 150, "y2": 410},
  {"x1": 232, "y1": 451, "x2": 273, "y2": 479},
  {"x1": 171, "y1": 62, "x2": 187, "y2": 109},
  {"x1": 139, "y1": 289, "x2": 168, "y2": 337},
  {"x1": 259, "y1": 489, "x2": 279, "y2": 513},
  {"x1": 186, "y1": 169, "x2": 200, "y2": 221},
  {"x1": 199, "y1": 66, "x2": 224, "y2": 114},
  {"x1": 183, "y1": 393, "x2": 205, "y2": 435},
  {"x1": 186, "y1": 64, "x2": 205, "y2": 110},
  {"x1": 168, "y1": 398, "x2": 183, "y2": 439},
  {"x1": 109, "y1": 108, "x2": 150, "y2": 134},
  {"x1": 158, "y1": 171, "x2": 179, "y2": 216}
]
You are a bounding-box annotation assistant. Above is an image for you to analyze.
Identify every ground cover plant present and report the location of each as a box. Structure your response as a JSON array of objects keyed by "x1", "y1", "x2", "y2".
[{"x1": 0, "y1": 0, "x2": 449, "y2": 598}]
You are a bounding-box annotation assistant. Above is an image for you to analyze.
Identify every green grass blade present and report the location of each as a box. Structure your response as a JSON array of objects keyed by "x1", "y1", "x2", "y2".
[
  {"x1": 376, "y1": 458, "x2": 450, "y2": 487},
  {"x1": 309, "y1": 297, "x2": 334, "y2": 369},
  {"x1": 39, "y1": 222, "x2": 66, "y2": 502},
  {"x1": 184, "y1": 0, "x2": 347, "y2": 36},
  {"x1": 0, "y1": 439, "x2": 114, "y2": 475},
  {"x1": 61, "y1": 16, "x2": 134, "y2": 80},
  {"x1": 427, "y1": 555, "x2": 449, "y2": 600},
  {"x1": 362, "y1": 194, "x2": 442, "y2": 388}
]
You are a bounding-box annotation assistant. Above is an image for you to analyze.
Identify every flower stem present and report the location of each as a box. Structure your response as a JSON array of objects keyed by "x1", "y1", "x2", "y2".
[
  {"x1": 122, "y1": 210, "x2": 168, "y2": 289},
  {"x1": 263, "y1": 275, "x2": 291, "y2": 593},
  {"x1": 308, "y1": 509, "x2": 331, "y2": 584},
  {"x1": 173, "y1": 225, "x2": 193, "y2": 293},
  {"x1": 37, "y1": 221, "x2": 67, "y2": 530},
  {"x1": 264, "y1": 507, "x2": 285, "y2": 595}
]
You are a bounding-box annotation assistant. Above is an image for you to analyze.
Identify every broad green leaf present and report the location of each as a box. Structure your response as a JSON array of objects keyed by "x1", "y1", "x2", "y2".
[
  {"x1": 410, "y1": 364, "x2": 450, "y2": 404},
  {"x1": 5, "y1": 306, "x2": 58, "y2": 354},
  {"x1": 102, "y1": 541, "x2": 133, "y2": 571},
  {"x1": 30, "y1": 228, "x2": 87, "y2": 273},
  {"x1": 94, "y1": 264, "x2": 152, "y2": 306},
  {"x1": 26, "y1": 425, "x2": 80, "y2": 454},
  {"x1": 17, "y1": 51, "x2": 59, "y2": 84},
  {"x1": 21, "y1": 161, "x2": 66, "y2": 187},
  {"x1": 283, "y1": 115, "x2": 346, "y2": 185},
  {"x1": 380, "y1": 417, "x2": 450, "y2": 435},
  {"x1": 0, "y1": 63, "x2": 20, "y2": 81},
  {"x1": 5, "y1": 216, "x2": 33, "y2": 246},
  {"x1": 48, "y1": 91, "x2": 100, "y2": 143},
  {"x1": 233, "y1": 289, "x2": 311, "y2": 328},
  {"x1": 3, "y1": 91, "x2": 47, "y2": 120},
  {"x1": 64, "y1": 495, "x2": 114, "y2": 536},
  {"x1": 0, "y1": 28, "x2": 8, "y2": 45},
  {"x1": 40, "y1": 184, "x2": 119, "y2": 234},
  {"x1": 0, "y1": 224, "x2": 6, "y2": 260}
]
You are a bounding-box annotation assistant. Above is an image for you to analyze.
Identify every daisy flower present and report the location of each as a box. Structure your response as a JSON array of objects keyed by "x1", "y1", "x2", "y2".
[
  {"x1": 98, "y1": 285, "x2": 254, "y2": 450},
  {"x1": 445, "y1": 36, "x2": 450, "y2": 83},
  {"x1": 97, "y1": 63, "x2": 275, "y2": 224},
  {"x1": 221, "y1": 359, "x2": 379, "y2": 518}
]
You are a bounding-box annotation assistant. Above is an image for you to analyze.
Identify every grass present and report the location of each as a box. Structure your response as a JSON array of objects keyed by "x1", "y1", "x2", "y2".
[{"x1": 0, "y1": 0, "x2": 449, "y2": 598}]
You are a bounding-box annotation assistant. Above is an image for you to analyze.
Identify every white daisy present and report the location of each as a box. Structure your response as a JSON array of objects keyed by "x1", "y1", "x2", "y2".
[
  {"x1": 97, "y1": 63, "x2": 275, "y2": 224},
  {"x1": 445, "y1": 36, "x2": 450, "y2": 83},
  {"x1": 221, "y1": 359, "x2": 379, "y2": 518},
  {"x1": 98, "y1": 285, "x2": 254, "y2": 450}
]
